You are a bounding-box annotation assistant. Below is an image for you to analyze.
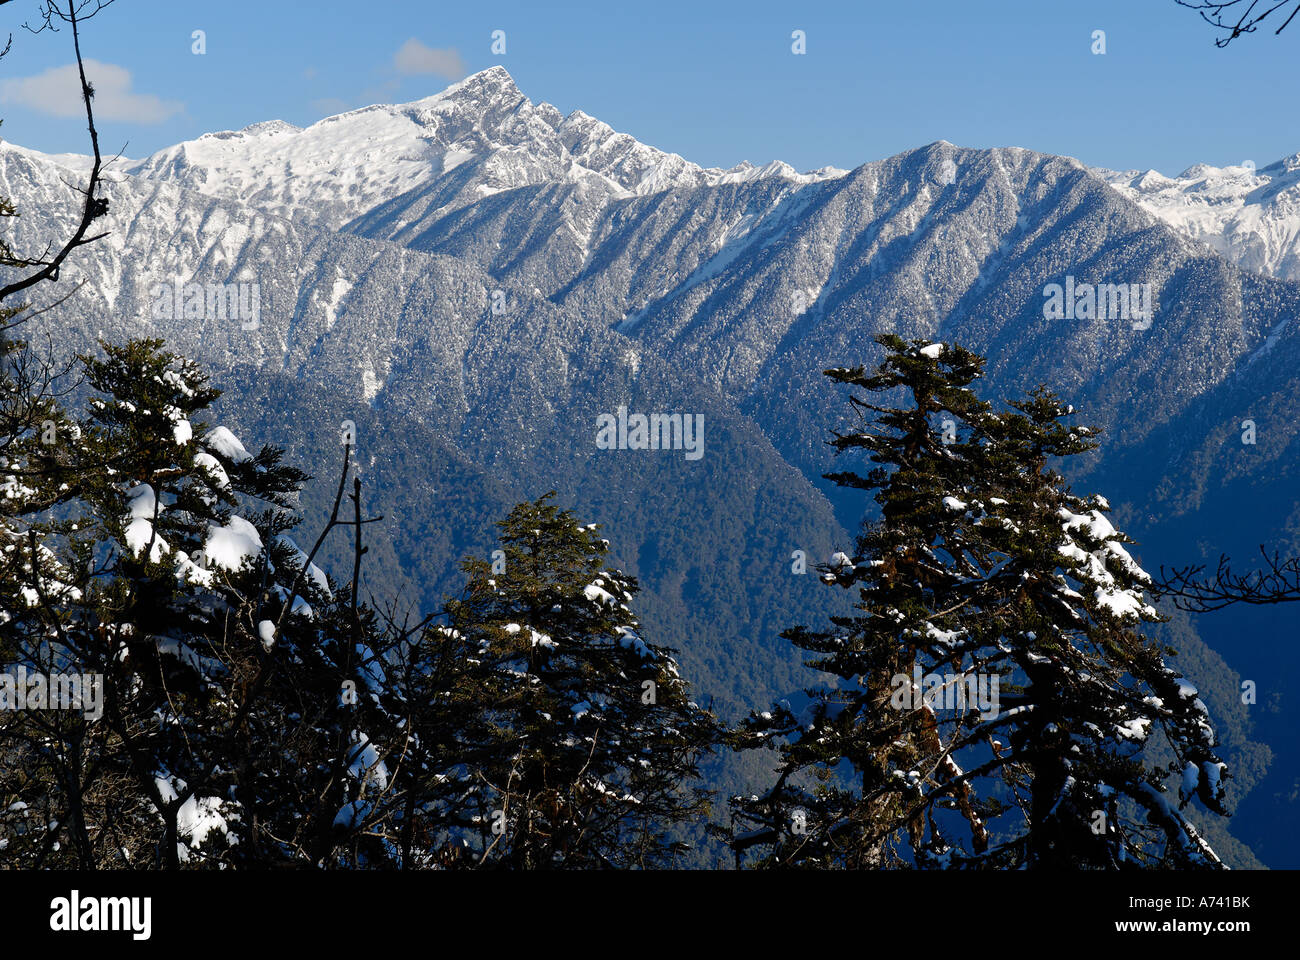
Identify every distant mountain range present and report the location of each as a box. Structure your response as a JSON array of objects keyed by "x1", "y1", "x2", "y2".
[
  {"x1": 2, "y1": 66, "x2": 1295, "y2": 867},
  {"x1": 1098, "y1": 154, "x2": 1300, "y2": 283}
]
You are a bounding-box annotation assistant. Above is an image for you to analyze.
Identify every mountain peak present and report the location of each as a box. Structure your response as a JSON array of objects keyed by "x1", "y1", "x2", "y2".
[
  {"x1": 112, "y1": 64, "x2": 848, "y2": 229},
  {"x1": 1260, "y1": 152, "x2": 1300, "y2": 175},
  {"x1": 433, "y1": 64, "x2": 522, "y2": 103},
  {"x1": 468, "y1": 64, "x2": 515, "y2": 85}
]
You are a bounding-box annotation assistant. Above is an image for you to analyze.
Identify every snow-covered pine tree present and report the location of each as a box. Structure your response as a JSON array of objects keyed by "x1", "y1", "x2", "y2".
[
  {"x1": 1, "y1": 134, "x2": 121, "y2": 864},
  {"x1": 0, "y1": 231, "x2": 85, "y2": 658},
  {"x1": 0, "y1": 339, "x2": 399, "y2": 868},
  {"x1": 441, "y1": 494, "x2": 719, "y2": 868},
  {"x1": 0, "y1": 317, "x2": 76, "y2": 648},
  {"x1": 729, "y1": 334, "x2": 1229, "y2": 870},
  {"x1": 0, "y1": 311, "x2": 92, "y2": 865},
  {"x1": 963, "y1": 381, "x2": 1229, "y2": 868}
]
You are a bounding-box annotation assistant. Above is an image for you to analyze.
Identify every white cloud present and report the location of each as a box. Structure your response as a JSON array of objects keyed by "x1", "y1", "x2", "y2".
[
  {"x1": 392, "y1": 39, "x2": 465, "y2": 79},
  {"x1": 0, "y1": 59, "x2": 182, "y2": 124}
]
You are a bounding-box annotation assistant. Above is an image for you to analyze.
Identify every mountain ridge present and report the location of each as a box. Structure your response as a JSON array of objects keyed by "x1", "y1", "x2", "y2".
[
  {"x1": 118, "y1": 66, "x2": 847, "y2": 232},
  {"x1": 1, "y1": 67, "x2": 1293, "y2": 866},
  {"x1": 1098, "y1": 152, "x2": 1300, "y2": 282}
]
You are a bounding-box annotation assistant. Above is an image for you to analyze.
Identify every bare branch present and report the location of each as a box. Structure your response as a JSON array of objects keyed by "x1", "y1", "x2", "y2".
[
  {"x1": 1176, "y1": 0, "x2": 1300, "y2": 46},
  {"x1": 1153, "y1": 545, "x2": 1300, "y2": 611},
  {"x1": 0, "y1": 1, "x2": 116, "y2": 305}
]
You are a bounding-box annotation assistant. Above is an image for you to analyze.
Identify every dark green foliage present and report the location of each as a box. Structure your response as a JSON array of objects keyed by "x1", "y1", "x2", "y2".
[
  {"x1": 0, "y1": 339, "x2": 720, "y2": 868},
  {"x1": 728, "y1": 335, "x2": 1230, "y2": 869},
  {"x1": 436, "y1": 495, "x2": 720, "y2": 868}
]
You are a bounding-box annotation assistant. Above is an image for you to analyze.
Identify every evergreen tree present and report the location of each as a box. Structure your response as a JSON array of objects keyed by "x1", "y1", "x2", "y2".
[
  {"x1": 729, "y1": 335, "x2": 1229, "y2": 869},
  {"x1": 3, "y1": 340, "x2": 719, "y2": 870},
  {"x1": 440, "y1": 495, "x2": 719, "y2": 868},
  {"x1": 0, "y1": 339, "x2": 398, "y2": 868}
]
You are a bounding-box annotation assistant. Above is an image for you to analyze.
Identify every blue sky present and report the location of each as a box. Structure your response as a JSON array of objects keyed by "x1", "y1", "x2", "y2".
[{"x1": 0, "y1": 0, "x2": 1296, "y2": 174}]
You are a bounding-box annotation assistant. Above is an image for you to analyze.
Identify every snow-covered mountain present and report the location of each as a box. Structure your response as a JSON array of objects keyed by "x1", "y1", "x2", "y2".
[
  {"x1": 5, "y1": 66, "x2": 1300, "y2": 553},
  {"x1": 1099, "y1": 154, "x2": 1300, "y2": 282},
  {"x1": 121, "y1": 66, "x2": 845, "y2": 230},
  {"x1": 5, "y1": 65, "x2": 1298, "y2": 536},
  {"x1": 2, "y1": 66, "x2": 1295, "y2": 867}
]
